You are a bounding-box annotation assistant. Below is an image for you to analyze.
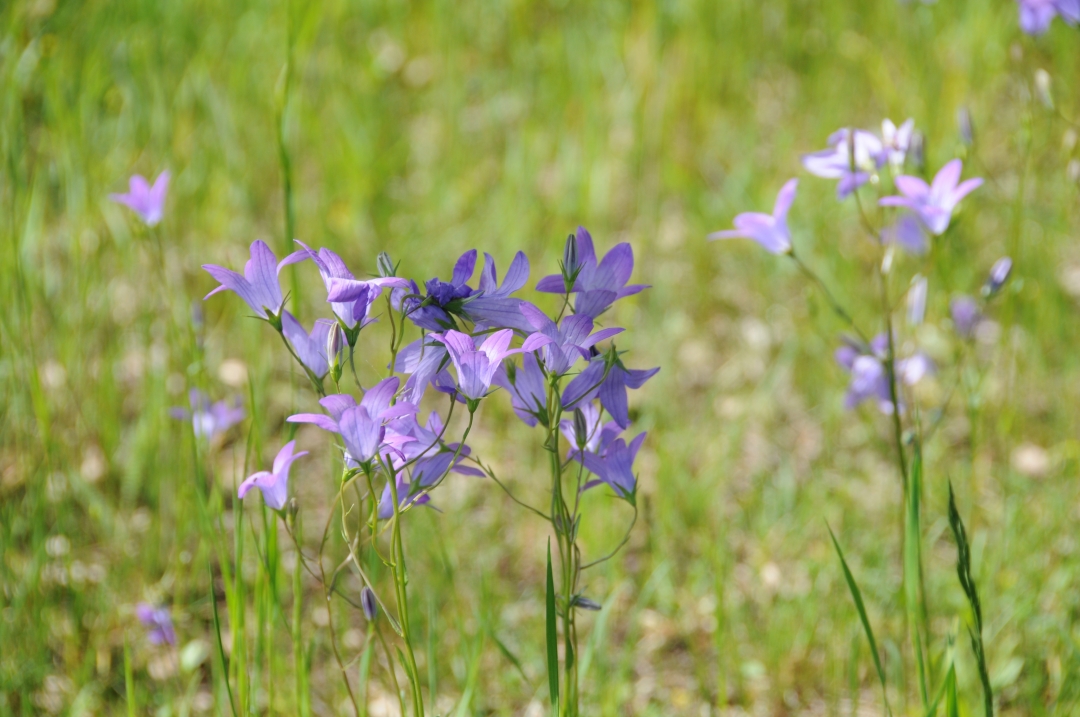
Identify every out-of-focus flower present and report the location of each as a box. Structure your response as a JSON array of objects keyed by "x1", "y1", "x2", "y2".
[
  {"x1": 136, "y1": 604, "x2": 177, "y2": 646},
  {"x1": 879, "y1": 159, "x2": 983, "y2": 235},
  {"x1": 110, "y1": 171, "x2": 170, "y2": 227},
  {"x1": 431, "y1": 329, "x2": 522, "y2": 400},
  {"x1": 835, "y1": 335, "x2": 933, "y2": 413},
  {"x1": 535, "y1": 228, "x2": 649, "y2": 318},
  {"x1": 957, "y1": 108, "x2": 975, "y2": 147},
  {"x1": 882, "y1": 213, "x2": 929, "y2": 255},
  {"x1": 281, "y1": 311, "x2": 340, "y2": 377},
  {"x1": 203, "y1": 240, "x2": 291, "y2": 320},
  {"x1": 572, "y1": 432, "x2": 646, "y2": 497},
  {"x1": 708, "y1": 179, "x2": 798, "y2": 255},
  {"x1": 881, "y1": 118, "x2": 915, "y2": 169},
  {"x1": 950, "y1": 296, "x2": 982, "y2": 338},
  {"x1": 802, "y1": 129, "x2": 884, "y2": 198},
  {"x1": 238, "y1": 440, "x2": 309, "y2": 511},
  {"x1": 170, "y1": 389, "x2": 245, "y2": 441},
  {"x1": 984, "y1": 257, "x2": 1013, "y2": 296},
  {"x1": 492, "y1": 352, "x2": 548, "y2": 426},
  {"x1": 1016, "y1": 0, "x2": 1079, "y2": 35},
  {"x1": 519, "y1": 304, "x2": 623, "y2": 375},
  {"x1": 908, "y1": 275, "x2": 928, "y2": 326}
]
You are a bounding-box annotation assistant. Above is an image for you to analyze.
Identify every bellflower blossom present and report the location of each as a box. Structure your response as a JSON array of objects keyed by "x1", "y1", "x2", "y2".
[
  {"x1": 431, "y1": 329, "x2": 522, "y2": 401},
  {"x1": 203, "y1": 240, "x2": 291, "y2": 320},
  {"x1": 984, "y1": 257, "x2": 1013, "y2": 296},
  {"x1": 708, "y1": 179, "x2": 798, "y2": 255},
  {"x1": 281, "y1": 311, "x2": 341, "y2": 377},
  {"x1": 170, "y1": 389, "x2": 245, "y2": 441},
  {"x1": 572, "y1": 432, "x2": 647, "y2": 497},
  {"x1": 492, "y1": 352, "x2": 548, "y2": 426},
  {"x1": 110, "y1": 171, "x2": 170, "y2": 227},
  {"x1": 879, "y1": 159, "x2": 983, "y2": 235},
  {"x1": 836, "y1": 335, "x2": 934, "y2": 413},
  {"x1": 950, "y1": 296, "x2": 982, "y2": 338},
  {"x1": 238, "y1": 440, "x2": 309, "y2": 511},
  {"x1": 535, "y1": 227, "x2": 649, "y2": 318},
  {"x1": 519, "y1": 303, "x2": 624, "y2": 375},
  {"x1": 393, "y1": 251, "x2": 478, "y2": 331},
  {"x1": 882, "y1": 213, "x2": 929, "y2": 255},
  {"x1": 598, "y1": 360, "x2": 660, "y2": 429},
  {"x1": 460, "y1": 252, "x2": 538, "y2": 332},
  {"x1": 881, "y1": 119, "x2": 915, "y2": 170},
  {"x1": 560, "y1": 402, "x2": 622, "y2": 456},
  {"x1": 560, "y1": 358, "x2": 608, "y2": 410},
  {"x1": 1016, "y1": 0, "x2": 1080, "y2": 35},
  {"x1": 136, "y1": 604, "x2": 177, "y2": 646},
  {"x1": 802, "y1": 129, "x2": 884, "y2": 198}
]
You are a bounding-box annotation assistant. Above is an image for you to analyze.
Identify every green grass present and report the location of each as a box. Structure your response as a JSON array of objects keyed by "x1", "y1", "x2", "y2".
[{"x1": 3, "y1": 0, "x2": 1080, "y2": 714}]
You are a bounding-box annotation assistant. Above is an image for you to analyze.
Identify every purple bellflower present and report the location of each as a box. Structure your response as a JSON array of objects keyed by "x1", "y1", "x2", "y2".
[
  {"x1": 519, "y1": 303, "x2": 623, "y2": 375},
  {"x1": 431, "y1": 329, "x2": 522, "y2": 401},
  {"x1": 881, "y1": 119, "x2": 915, "y2": 170},
  {"x1": 393, "y1": 251, "x2": 479, "y2": 331},
  {"x1": 460, "y1": 252, "x2": 539, "y2": 332},
  {"x1": 170, "y1": 389, "x2": 245, "y2": 441},
  {"x1": 361, "y1": 586, "x2": 378, "y2": 621},
  {"x1": 950, "y1": 296, "x2": 982, "y2": 338},
  {"x1": 110, "y1": 171, "x2": 170, "y2": 227},
  {"x1": 598, "y1": 360, "x2": 660, "y2": 429},
  {"x1": 879, "y1": 159, "x2": 983, "y2": 235},
  {"x1": 238, "y1": 440, "x2": 309, "y2": 511},
  {"x1": 1016, "y1": 0, "x2": 1080, "y2": 35},
  {"x1": 203, "y1": 240, "x2": 291, "y2": 320},
  {"x1": 560, "y1": 403, "x2": 622, "y2": 456},
  {"x1": 708, "y1": 179, "x2": 798, "y2": 255},
  {"x1": 835, "y1": 335, "x2": 934, "y2": 413},
  {"x1": 573, "y1": 431, "x2": 647, "y2": 498},
  {"x1": 560, "y1": 358, "x2": 608, "y2": 411},
  {"x1": 985, "y1": 257, "x2": 1013, "y2": 296},
  {"x1": 882, "y1": 213, "x2": 929, "y2": 255},
  {"x1": 136, "y1": 604, "x2": 177, "y2": 646},
  {"x1": 535, "y1": 227, "x2": 649, "y2": 318},
  {"x1": 492, "y1": 352, "x2": 549, "y2": 426},
  {"x1": 281, "y1": 311, "x2": 341, "y2": 377},
  {"x1": 802, "y1": 129, "x2": 884, "y2": 199}
]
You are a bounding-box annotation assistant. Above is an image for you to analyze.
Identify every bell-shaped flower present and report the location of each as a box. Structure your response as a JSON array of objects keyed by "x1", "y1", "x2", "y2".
[
  {"x1": 110, "y1": 171, "x2": 170, "y2": 227},
  {"x1": 1016, "y1": 0, "x2": 1079, "y2": 35},
  {"x1": 170, "y1": 389, "x2": 245, "y2": 441},
  {"x1": 802, "y1": 129, "x2": 884, "y2": 198},
  {"x1": 708, "y1": 179, "x2": 798, "y2": 255},
  {"x1": 881, "y1": 119, "x2": 915, "y2": 169},
  {"x1": 237, "y1": 440, "x2": 309, "y2": 511},
  {"x1": 536, "y1": 228, "x2": 649, "y2": 318},
  {"x1": 882, "y1": 213, "x2": 929, "y2": 255},
  {"x1": 287, "y1": 393, "x2": 357, "y2": 432},
  {"x1": 281, "y1": 311, "x2": 340, "y2": 377},
  {"x1": 431, "y1": 329, "x2": 522, "y2": 400},
  {"x1": 879, "y1": 159, "x2": 983, "y2": 235},
  {"x1": 950, "y1": 296, "x2": 982, "y2": 338},
  {"x1": 598, "y1": 360, "x2": 660, "y2": 429},
  {"x1": 136, "y1": 604, "x2": 177, "y2": 646},
  {"x1": 836, "y1": 335, "x2": 934, "y2": 413},
  {"x1": 573, "y1": 432, "x2": 647, "y2": 498},
  {"x1": 984, "y1": 257, "x2": 1013, "y2": 296},
  {"x1": 393, "y1": 251, "x2": 479, "y2": 331},
  {"x1": 560, "y1": 358, "x2": 607, "y2": 410},
  {"x1": 461, "y1": 252, "x2": 538, "y2": 332},
  {"x1": 492, "y1": 352, "x2": 549, "y2": 426},
  {"x1": 519, "y1": 304, "x2": 623, "y2": 375},
  {"x1": 394, "y1": 338, "x2": 452, "y2": 405},
  {"x1": 560, "y1": 402, "x2": 623, "y2": 456},
  {"x1": 203, "y1": 240, "x2": 291, "y2": 320}
]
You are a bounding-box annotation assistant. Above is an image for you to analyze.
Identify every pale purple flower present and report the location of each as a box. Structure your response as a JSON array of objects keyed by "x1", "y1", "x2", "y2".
[
  {"x1": 985, "y1": 257, "x2": 1013, "y2": 295},
  {"x1": 907, "y1": 275, "x2": 927, "y2": 326},
  {"x1": 802, "y1": 129, "x2": 884, "y2": 198},
  {"x1": 136, "y1": 603, "x2": 176, "y2": 645},
  {"x1": 881, "y1": 119, "x2": 915, "y2": 169},
  {"x1": 573, "y1": 432, "x2": 647, "y2": 497},
  {"x1": 170, "y1": 390, "x2": 245, "y2": 440},
  {"x1": 393, "y1": 251, "x2": 478, "y2": 331},
  {"x1": 598, "y1": 361, "x2": 660, "y2": 429},
  {"x1": 950, "y1": 296, "x2": 982, "y2": 338},
  {"x1": 836, "y1": 335, "x2": 933, "y2": 413},
  {"x1": 110, "y1": 171, "x2": 170, "y2": 227},
  {"x1": 879, "y1": 159, "x2": 983, "y2": 235},
  {"x1": 561, "y1": 358, "x2": 607, "y2": 410},
  {"x1": 560, "y1": 402, "x2": 622, "y2": 455},
  {"x1": 536, "y1": 228, "x2": 649, "y2": 318},
  {"x1": 281, "y1": 311, "x2": 340, "y2": 377},
  {"x1": 882, "y1": 213, "x2": 929, "y2": 255},
  {"x1": 492, "y1": 352, "x2": 549, "y2": 426},
  {"x1": 708, "y1": 179, "x2": 798, "y2": 255},
  {"x1": 394, "y1": 338, "x2": 452, "y2": 405},
  {"x1": 519, "y1": 303, "x2": 623, "y2": 375},
  {"x1": 1017, "y1": 0, "x2": 1079, "y2": 34},
  {"x1": 202, "y1": 240, "x2": 291, "y2": 320},
  {"x1": 238, "y1": 441, "x2": 308, "y2": 511},
  {"x1": 461, "y1": 251, "x2": 538, "y2": 332},
  {"x1": 431, "y1": 329, "x2": 522, "y2": 400}
]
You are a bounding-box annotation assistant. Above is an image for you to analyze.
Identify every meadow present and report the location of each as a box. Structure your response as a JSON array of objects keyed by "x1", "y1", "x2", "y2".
[{"x1": 3, "y1": 0, "x2": 1080, "y2": 714}]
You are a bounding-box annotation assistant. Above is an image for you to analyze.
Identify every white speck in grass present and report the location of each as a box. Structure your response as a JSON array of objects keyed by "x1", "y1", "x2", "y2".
[
  {"x1": 45, "y1": 535, "x2": 70, "y2": 557},
  {"x1": 311, "y1": 606, "x2": 330, "y2": 627},
  {"x1": 218, "y1": 358, "x2": 247, "y2": 387},
  {"x1": 1012, "y1": 442, "x2": 1051, "y2": 478},
  {"x1": 40, "y1": 360, "x2": 66, "y2": 390},
  {"x1": 80, "y1": 446, "x2": 106, "y2": 483}
]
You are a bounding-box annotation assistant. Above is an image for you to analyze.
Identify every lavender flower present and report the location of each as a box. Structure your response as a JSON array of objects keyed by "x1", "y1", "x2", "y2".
[
  {"x1": 836, "y1": 335, "x2": 934, "y2": 413},
  {"x1": 708, "y1": 179, "x2": 798, "y2": 255},
  {"x1": 561, "y1": 358, "x2": 608, "y2": 410},
  {"x1": 393, "y1": 251, "x2": 479, "y2": 331},
  {"x1": 573, "y1": 432, "x2": 647, "y2": 498},
  {"x1": 202, "y1": 240, "x2": 291, "y2": 320},
  {"x1": 950, "y1": 296, "x2": 982, "y2": 338},
  {"x1": 882, "y1": 213, "x2": 929, "y2": 255},
  {"x1": 879, "y1": 159, "x2": 983, "y2": 235},
  {"x1": 1016, "y1": 0, "x2": 1079, "y2": 35},
  {"x1": 560, "y1": 403, "x2": 622, "y2": 455},
  {"x1": 281, "y1": 311, "x2": 341, "y2": 377},
  {"x1": 136, "y1": 604, "x2": 177, "y2": 646},
  {"x1": 110, "y1": 171, "x2": 170, "y2": 227},
  {"x1": 519, "y1": 303, "x2": 623, "y2": 375},
  {"x1": 802, "y1": 129, "x2": 884, "y2": 198},
  {"x1": 237, "y1": 440, "x2": 309, "y2": 511},
  {"x1": 461, "y1": 252, "x2": 538, "y2": 332},
  {"x1": 431, "y1": 329, "x2": 522, "y2": 401},
  {"x1": 492, "y1": 352, "x2": 549, "y2": 426},
  {"x1": 170, "y1": 389, "x2": 245, "y2": 441},
  {"x1": 535, "y1": 228, "x2": 648, "y2": 318},
  {"x1": 984, "y1": 257, "x2": 1013, "y2": 296},
  {"x1": 881, "y1": 118, "x2": 915, "y2": 169},
  {"x1": 598, "y1": 360, "x2": 660, "y2": 429},
  {"x1": 361, "y1": 587, "x2": 378, "y2": 621},
  {"x1": 394, "y1": 338, "x2": 452, "y2": 405}
]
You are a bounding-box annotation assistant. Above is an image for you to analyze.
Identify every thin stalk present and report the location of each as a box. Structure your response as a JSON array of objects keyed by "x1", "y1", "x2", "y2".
[{"x1": 385, "y1": 458, "x2": 425, "y2": 716}]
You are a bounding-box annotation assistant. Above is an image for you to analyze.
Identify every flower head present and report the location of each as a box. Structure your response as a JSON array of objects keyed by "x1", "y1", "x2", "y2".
[
  {"x1": 802, "y1": 129, "x2": 884, "y2": 198},
  {"x1": 431, "y1": 329, "x2": 522, "y2": 401},
  {"x1": 984, "y1": 257, "x2": 1013, "y2": 296},
  {"x1": 519, "y1": 304, "x2": 623, "y2": 375},
  {"x1": 237, "y1": 440, "x2": 309, "y2": 511},
  {"x1": 1016, "y1": 0, "x2": 1079, "y2": 35},
  {"x1": 879, "y1": 159, "x2": 983, "y2": 235},
  {"x1": 573, "y1": 432, "x2": 646, "y2": 497},
  {"x1": 598, "y1": 360, "x2": 660, "y2": 429},
  {"x1": 110, "y1": 171, "x2": 170, "y2": 226},
  {"x1": 202, "y1": 240, "x2": 291, "y2": 320},
  {"x1": 881, "y1": 119, "x2": 915, "y2": 169},
  {"x1": 835, "y1": 335, "x2": 933, "y2": 413},
  {"x1": 281, "y1": 311, "x2": 341, "y2": 377},
  {"x1": 136, "y1": 604, "x2": 177, "y2": 645},
  {"x1": 950, "y1": 296, "x2": 982, "y2": 338},
  {"x1": 460, "y1": 252, "x2": 538, "y2": 332},
  {"x1": 708, "y1": 179, "x2": 798, "y2": 255},
  {"x1": 170, "y1": 389, "x2": 245, "y2": 441},
  {"x1": 492, "y1": 352, "x2": 549, "y2": 426},
  {"x1": 393, "y1": 251, "x2": 479, "y2": 331},
  {"x1": 535, "y1": 228, "x2": 649, "y2": 318},
  {"x1": 560, "y1": 402, "x2": 622, "y2": 455}
]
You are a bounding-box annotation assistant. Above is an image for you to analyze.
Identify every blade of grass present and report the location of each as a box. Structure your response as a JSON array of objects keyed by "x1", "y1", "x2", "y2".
[
  {"x1": 546, "y1": 538, "x2": 560, "y2": 714},
  {"x1": 123, "y1": 637, "x2": 136, "y2": 717},
  {"x1": 827, "y1": 524, "x2": 891, "y2": 717},
  {"x1": 905, "y1": 442, "x2": 929, "y2": 708},
  {"x1": 210, "y1": 565, "x2": 239, "y2": 717}
]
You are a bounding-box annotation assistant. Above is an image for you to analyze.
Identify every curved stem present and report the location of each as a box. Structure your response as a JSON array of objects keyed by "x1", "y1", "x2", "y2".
[
  {"x1": 581, "y1": 503, "x2": 638, "y2": 570},
  {"x1": 789, "y1": 252, "x2": 870, "y2": 343}
]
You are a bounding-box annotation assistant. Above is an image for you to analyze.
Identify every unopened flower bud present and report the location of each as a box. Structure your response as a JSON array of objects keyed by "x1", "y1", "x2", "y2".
[
  {"x1": 957, "y1": 107, "x2": 974, "y2": 148},
  {"x1": 909, "y1": 132, "x2": 925, "y2": 171},
  {"x1": 907, "y1": 274, "x2": 927, "y2": 326},
  {"x1": 561, "y1": 232, "x2": 581, "y2": 292},
  {"x1": 377, "y1": 252, "x2": 396, "y2": 278},
  {"x1": 983, "y1": 257, "x2": 1012, "y2": 297},
  {"x1": 361, "y1": 586, "x2": 378, "y2": 622},
  {"x1": 573, "y1": 408, "x2": 588, "y2": 449},
  {"x1": 572, "y1": 596, "x2": 602, "y2": 611},
  {"x1": 1035, "y1": 69, "x2": 1053, "y2": 109}
]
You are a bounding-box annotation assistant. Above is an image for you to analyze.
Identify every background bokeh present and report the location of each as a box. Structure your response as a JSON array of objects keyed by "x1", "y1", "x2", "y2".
[{"x1": 3, "y1": 0, "x2": 1080, "y2": 714}]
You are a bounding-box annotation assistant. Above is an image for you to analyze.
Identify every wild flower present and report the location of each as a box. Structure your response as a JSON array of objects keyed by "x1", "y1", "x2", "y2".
[
  {"x1": 169, "y1": 389, "x2": 244, "y2": 441},
  {"x1": 985, "y1": 257, "x2": 1013, "y2": 296},
  {"x1": 835, "y1": 335, "x2": 933, "y2": 413},
  {"x1": 237, "y1": 441, "x2": 309, "y2": 511},
  {"x1": 1016, "y1": 0, "x2": 1080, "y2": 35},
  {"x1": 708, "y1": 179, "x2": 798, "y2": 254},
  {"x1": 571, "y1": 432, "x2": 647, "y2": 497},
  {"x1": 520, "y1": 303, "x2": 624, "y2": 374},
  {"x1": 281, "y1": 312, "x2": 341, "y2": 378},
  {"x1": 951, "y1": 296, "x2": 982, "y2": 338},
  {"x1": 431, "y1": 329, "x2": 522, "y2": 401},
  {"x1": 802, "y1": 129, "x2": 884, "y2": 198},
  {"x1": 202, "y1": 240, "x2": 291, "y2": 321},
  {"x1": 535, "y1": 227, "x2": 648, "y2": 317},
  {"x1": 136, "y1": 603, "x2": 177, "y2": 646},
  {"x1": 879, "y1": 159, "x2": 983, "y2": 235},
  {"x1": 110, "y1": 171, "x2": 170, "y2": 227}
]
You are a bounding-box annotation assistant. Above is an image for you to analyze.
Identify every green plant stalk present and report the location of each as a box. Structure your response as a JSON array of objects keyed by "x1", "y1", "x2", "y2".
[
  {"x1": 123, "y1": 637, "x2": 136, "y2": 717},
  {"x1": 293, "y1": 512, "x2": 309, "y2": 717},
  {"x1": 905, "y1": 442, "x2": 929, "y2": 708},
  {"x1": 385, "y1": 459, "x2": 425, "y2": 716}
]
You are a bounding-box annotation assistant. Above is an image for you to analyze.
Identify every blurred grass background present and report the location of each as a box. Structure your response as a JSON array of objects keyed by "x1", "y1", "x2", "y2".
[{"x1": 3, "y1": 0, "x2": 1080, "y2": 714}]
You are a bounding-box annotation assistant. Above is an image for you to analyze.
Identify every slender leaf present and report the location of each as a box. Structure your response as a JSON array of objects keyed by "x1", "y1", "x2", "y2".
[
  {"x1": 210, "y1": 565, "x2": 239, "y2": 717},
  {"x1": 905, "y1": 443, "x2": 929, "y2": 707},
  {"x1": 546, "y1": 539, "x2": 560, "y2": 713},
  {"x1": 828, "y1": 524, "x2": 891, "y2": 717},
  {"x1": 123, "y1": 637, "x2": 136, "y2": 717}
]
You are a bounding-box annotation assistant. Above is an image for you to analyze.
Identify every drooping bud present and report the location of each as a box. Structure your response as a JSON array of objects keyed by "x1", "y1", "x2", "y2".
[
  {"x1": 983, "y1": 257, "x2": 1012, "y2": 297},
  {"x1": 377, "y1": 251, "x2": 396, "y2": 278},
  {"x1": 957, "y1": 107, "x2": 974, "y2": 148},
  {"x1": 907, "y1": 274, "x2": 927, "y2": 326},
  {"x1": 573, "y1": 408, "x2": 588, "y2": 449},
  {"x1": 326, "y1": 325, "x2": 344, "y2": 383},
  {"x1": 361, "y1": 586, "x2": 378, "y2": 622},
  {"x1": 572, "y1": 595, "x2": 602, "y2": 611}
]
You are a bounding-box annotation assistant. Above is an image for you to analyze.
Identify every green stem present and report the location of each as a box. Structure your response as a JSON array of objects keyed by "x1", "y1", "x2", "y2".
[{"x1": 386, "y1": 459, "x2": 425, "y2": 716}]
